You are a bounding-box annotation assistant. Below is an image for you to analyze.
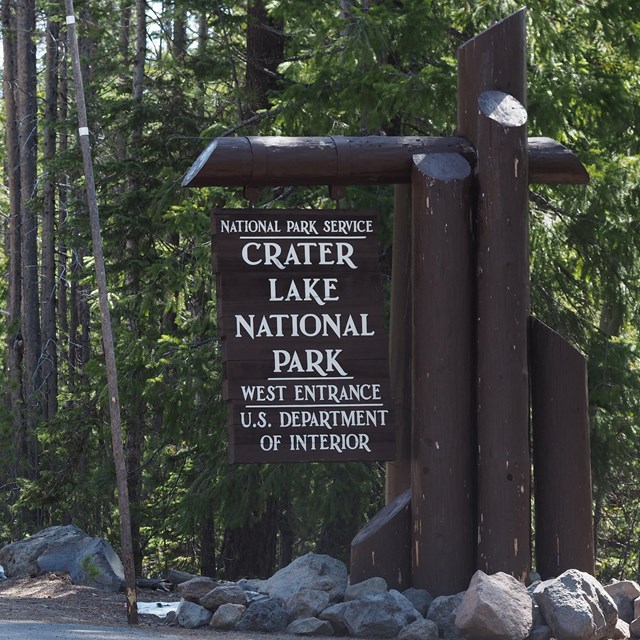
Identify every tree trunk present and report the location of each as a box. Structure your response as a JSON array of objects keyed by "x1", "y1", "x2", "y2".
[
  {"x1": 41, "y1": 14, "x2": 60, "y2": 421},
  {"x1": 244, "y1": 0, "x2": 285, "y2": 117},
  {"x1": 16, "y1": 0, "x2": 41, "y2": 502}
]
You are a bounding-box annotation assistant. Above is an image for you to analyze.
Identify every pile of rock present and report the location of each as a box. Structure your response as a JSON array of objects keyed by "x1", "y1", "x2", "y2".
[{"x1": 170, "y1": 553, "x2": 640, "y2": 640}]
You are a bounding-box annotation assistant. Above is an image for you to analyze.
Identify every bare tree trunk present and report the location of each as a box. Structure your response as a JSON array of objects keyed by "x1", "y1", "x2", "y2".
[
  {"x1": 2, "y1": 0, "x2": 24, "y2": 489},
  {"x1": 244, "y1": 0, "x2": 285, "y2": 117},
  {"x1": 41, "y1": 14, "x2": 60, "y2": 420},
  {"x1": 16, "y1": 0, "x2": 41, "y2": 506}
]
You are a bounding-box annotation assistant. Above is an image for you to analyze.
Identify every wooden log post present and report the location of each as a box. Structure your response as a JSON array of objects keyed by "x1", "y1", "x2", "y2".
[
  {"x1": 530, "y1": 319, "x2": 595, "y2": 578},
  {"x1": 385, "y1": 184, "x2": 413, "y2": 503},
  {"x1": 411, "y1": 153, "x2": 475, "y2": 595},
  {"x1": 457, "y1": 10, "x2": 532, "y2": 580}
]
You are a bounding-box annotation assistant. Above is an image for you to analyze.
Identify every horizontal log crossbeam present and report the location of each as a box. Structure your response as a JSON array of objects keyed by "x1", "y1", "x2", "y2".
[{"x1": 182, "y1": 135, "x2": 589, "y2": 188}]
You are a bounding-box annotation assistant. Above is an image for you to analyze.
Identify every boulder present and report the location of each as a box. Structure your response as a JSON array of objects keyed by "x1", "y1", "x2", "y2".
[
  {"x1": 286, "y1": 588, "x2": 331, "y2": 620},
  {"x1": 235, "y1": 597, "x2": 289, "y2": 632},
  {"x1": 605, "y1": 580, "x2": 640, "y2": 623},
  {"x1": 177, "y1": 576, "x2": 219, "y2": 604},
  {"x1": 635, "y1": 596, "x2": 640, "y2": 621},
  {"x1": 175, "y1": 599, "x2": 213, "y2": 628},
  {"x1": 286, "y1": 617, "x2": 334, "y2": 636},
  {"x1": 533, "y1": 569, "x2": 618, "y2": 640},
  {"x1": 397, "y1": 618, "x2": 439, "y2": 640},
  {"x1": 200, "y1": 584, "x2": 247, "y2": 612},
  {"x1": 527, "y1": 624, "x2": 552, "y2": 640},
  {"x1": 319, "y1": 600, "x2": 351, "y2": 635},
  {"x1": 630, "y1": 615, "x2": 640, "y2": 637},
  {"x1": 344, "y1": 577, "x2": 388, "y2": 601},
  {"x1": 265, "y1": 553, "x2": 347, "y2": 602},
  {"x1": 0, "y1": 525, "x2": 124, "y2": 591},
  {"x1": 402, "y1": 587, "x2": 433, "y2": 616},
  {"x1": 426, "y1": 592, "x2": 465, "y2": 640},
  {"x1": 455, "y1": 570, "x2": 533, "y2": 640},
  {"x1": 612, "y1": 618, "x2": 630, "y2": 639},
  {"x1": 338, "y1": 590, "x2": 422, "y2": 638},
  {"x1": 210, "y1": 603, "x2": 246, "y2": 629}
]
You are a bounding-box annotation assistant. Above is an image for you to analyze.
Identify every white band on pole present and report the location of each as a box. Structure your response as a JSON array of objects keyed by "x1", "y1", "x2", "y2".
[
  {"x1": 66, "y1": 15, "x2": 75, "y2": 24},
  {"x1": 78, "y1": 127, "x2": 90, "y2": 137}
]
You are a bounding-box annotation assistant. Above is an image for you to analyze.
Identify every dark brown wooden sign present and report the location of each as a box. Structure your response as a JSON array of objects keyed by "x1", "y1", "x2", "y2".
[{"x1": 212, "y1": 209, "x2": 394, "y2": 463}]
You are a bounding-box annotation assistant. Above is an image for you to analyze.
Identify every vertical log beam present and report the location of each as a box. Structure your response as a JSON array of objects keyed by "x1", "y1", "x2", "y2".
[
  {"x1": 530, "y1": 319, "x2": 595, "y2": 578},
  {"x1": 411, "y1": 153, "x2": 475, "y2": 595},
  {"x1": 457, "y1": 10, "x2": 531, "y2": 579},
  {"x1": 385, "y1": 184, "x2": 413, "y2": 503},
  {"x1": 475, "y1": 90, "x2": 530, "y2": 578}
]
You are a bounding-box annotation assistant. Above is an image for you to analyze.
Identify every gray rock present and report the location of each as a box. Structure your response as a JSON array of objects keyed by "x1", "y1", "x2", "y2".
[
  {"x1": 201, "y1": 584, "x2": 247, "y2": 612},
  {"x1": 340, "y1": 591, "x2": 422, "y2": 638},
  {"x1": 176, "y1": 599, "x2": 213, "y2": 628},
  {"x1": 402, "y1": 587, "x2": 433, "y2": 616},
  {"x1": 635, "y1": 595, "x2": 640, "y2": 621},
  {"x1": 235, "y1": 597, "x2": 289, "y2": 633},
  {"x1": 265, "y1": 553, "x2": 348, "y2": 602},
  {"x1": 533, "y1": 569, "x2": 618, "y2": 640},
  {"x1": 605, "y1": 580, "x2": 640, "y2": 623},
  {"x1": 286, "y1": 588, "x2": 330, "y2": 620},
  {"x1": 527, "y1": 624, "x2": 552, "y2": 640},
  {"x1": 210, "y1": 603, "x2": 246, "y2": 629},
  {"x1": 0, "y1": 525, "x2": 124, "y2": 591},
  {"x1": 612, "y1": 618, "x2": 630, "y2": 639},
  {"x1": 286, "y1": 617, "x2": 334, "y2": 636},
  {"x1": 344, "y1": 577, "x2": 388, "y2": 601},
  {"x1": 427, "y1": 592, "x2": 465, "y2": 640},
  {"x1": 455, "y1": 570, "x2": 533, "y2": 640},
  {"x1": 177, "y1": 576, "x2": 219, "y2": 604},
  {"x1": 630, "y1": 615, "x2": 640, "y2": 637},
  {"x1": 319, "y1": 601, "x2": 351, "y2": 635},
  {"x1": 238, "y1": 577, "x2": 267, "y2": 593},
  {"x1": 0, "y1": 565, "x2": 6, "y2": 580},
  {"x1": 398, "y1": 618, "x2": 439, "y2": 640}
]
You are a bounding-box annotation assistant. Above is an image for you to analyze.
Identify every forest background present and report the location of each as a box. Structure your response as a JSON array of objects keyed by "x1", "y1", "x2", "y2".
[{"x1": 1, "y1": 0, "x2": 640, "y2": 583}]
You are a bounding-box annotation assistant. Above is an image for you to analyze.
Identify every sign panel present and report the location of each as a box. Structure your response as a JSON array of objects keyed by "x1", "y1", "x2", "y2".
[{"x1": 212, "y1": 209, "x2": 395, "y2": 463}]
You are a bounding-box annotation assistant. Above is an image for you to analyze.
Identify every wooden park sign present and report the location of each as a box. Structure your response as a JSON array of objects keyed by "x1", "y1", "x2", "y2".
[
  {"x1": 213, "y1": 209, "x2": 394, "y2": 463},
  {"x1": 186, "y1": 9, "x2": 595, "y2": 597}
]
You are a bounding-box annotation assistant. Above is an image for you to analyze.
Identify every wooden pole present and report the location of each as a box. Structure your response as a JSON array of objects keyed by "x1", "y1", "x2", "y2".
[
  {"x1": 530, "y1": 319, "x2": 595, "y2": 578},
  {"x1": 182, "y1": 135, "x2": 588, "y2": 188},
  {"x1": 64, "y1": 0, "x2": 138, "y2": 624},
  {"x1": 457, "y1": 10, "x2": 532, "y2": 580},
  {"x1": 385, "y1": 184, "x2": 412, "y2": 503},
  {"x1": 411, "y1": 153, "x2": 475, "y2": 595}
]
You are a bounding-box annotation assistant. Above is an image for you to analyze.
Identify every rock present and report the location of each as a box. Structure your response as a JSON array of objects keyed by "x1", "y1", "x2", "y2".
[
  {"x1": 286, "y1": 617, "x2": 334, "y2": 636},
  {"x1": 344, "y1": 577, "x2": 388, "y2": 601},
  {"x1": 398, "y1": 618, "x2": 439, "y2": 640},
  {"x1": 635, "y1": 596, "x2": 640, "y2": 621},
  {"x1": 0, "y1": 565, "x2": 6, "y2": 580},
  {"x1": 265, "y1": 553, "x2": 348, "y2": 602},
  {"x1": 177, "y1": 576, "x2": 219, "y2": 604},
  {"x1": 339, "y1": 591, "x2": 422, "y2": 638},
  {"x1": 210, "y1": 603, "x2": 246, "y2": 629},
  {"x1": 319, "y1": 601, "x2": 351, "y2": 635},
  {"x1": 235, "y1": 597, "x2": 289, "y2": 633},
  {"x1": 238, "y1": 577, "x2": 267, "y2": 593},
  {"x1": 0, "y1": 525, "x2": 124, "y2": 591},
  {"x1": 605, "y1": 580, "x2": 640, "y2": 623},
  {"x1": 175, "y1": 599, "x2": 213, "y2": 628},
  {"x1": 200, "y1": 584, "x2": 247, "y2": 612},
  {"x1": 527, "y1": 624, "x2": 552, "y2": 640},
  {"x1": 533, "y1": 569, "x2": 618, "y2": 640},
  {"x1": 612, "y1": 618, "x2": 630, "y2": 639},
  {"x1": 402, "y1": 587, "x2": 433, "y2": 616},
  {"x1": 427, "y1": 592, "x2": 465, "y2": 640},
  {"x1": 286, "y1": 588, "x2": 330, "y2": 620},
  {"x1": 630, "y1": 615, "x2": 640, "y2": 637},
  {"x1": 455, "y1": 570, "x2": 533, "y2": 640}
]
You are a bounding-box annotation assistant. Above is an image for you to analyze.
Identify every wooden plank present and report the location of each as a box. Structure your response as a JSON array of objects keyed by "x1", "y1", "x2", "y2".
[
  {"x1": 530, "y1": 318, "x2": 595, "y2": 578},
  {"x1": 411, "y1": 152, "x2": 475, "y2": 595},
  {"x1": 183, "y1": 135, "x2": 588, "y2": 188},
  {"x1": 385, "y1": 185, "x2": 412, "y2": 502},
  {"x1": 350, "y1": 489, "x2": 412, "y2": 591}
]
